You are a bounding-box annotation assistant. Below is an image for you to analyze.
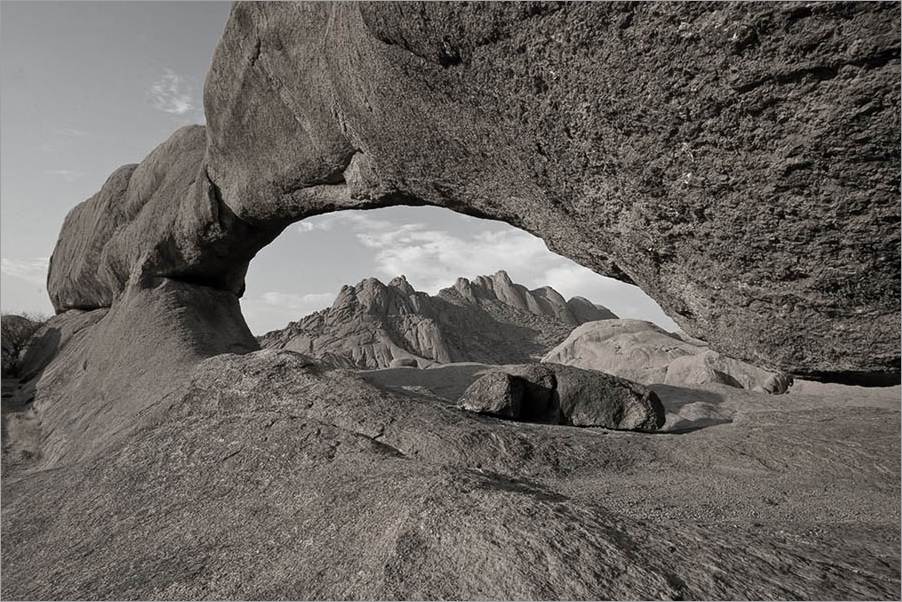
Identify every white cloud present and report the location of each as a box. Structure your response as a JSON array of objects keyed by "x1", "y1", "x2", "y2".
[
  {"x1": 353, "y1": 222, "x2": 560, "y2": 294},
  {"x1": 39, "y1": 128, "x2": 90, "y2": 153},
  {"x1": 1, "y1": 257, "x2": 50, "y2": 286},
  {"x1": 54, "y1": 127, "x2": 88, "y2": 137},
  {"x1": 241, "y1": 291, "x2": 334, "y2": 334},
  {"x1": 43, "y1": 169, "x2": 85, "y2": 182},
  {"x1": 149, "y1": 68, "x2": 196, "y2": 115},
  {"x1": 259, "y1": 291, "x2": 334, "y2": 311},
  {"x1": 296, "y1": 212, "x2": 394, "y2": 234}
]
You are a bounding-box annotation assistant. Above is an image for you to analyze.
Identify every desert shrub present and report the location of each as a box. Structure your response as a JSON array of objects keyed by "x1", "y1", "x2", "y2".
[{"x1": 1, "y1": 312, "x2": 49, "y2": 377}]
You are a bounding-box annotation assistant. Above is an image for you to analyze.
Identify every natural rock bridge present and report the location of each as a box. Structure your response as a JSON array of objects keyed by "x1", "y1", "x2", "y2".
[
  {"x1": 4, "y1": 4, "x2": 901, "y2": 599},
  {"x1": 48, "y1": 2, "x2": 900, "y2": 383}
]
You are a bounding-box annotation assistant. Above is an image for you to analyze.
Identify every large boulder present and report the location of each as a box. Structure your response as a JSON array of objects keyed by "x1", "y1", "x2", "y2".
[
  {"x1": 458, "y1": 363, "x2": 665, "y2": 432},
  {"x1": 46, "y1": 3, "x2": 899, "y2": 383},
  {"x1": 664, "y1": 349, "x2": 794, "y2": 394},
  {"x1": 458, "y1": 370, "x2": 525, "y2": 419},
  {"x1": 544, "y1": 320, "x2": 701, "y2": 384},
  {"x1": 545, "y1": 319, "x2": 794, "y2": 393}
]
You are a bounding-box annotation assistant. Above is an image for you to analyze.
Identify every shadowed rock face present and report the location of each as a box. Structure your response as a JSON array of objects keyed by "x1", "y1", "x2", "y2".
[
  {"x1": 458, "y1": 363, "x2": 666, "y2": 431},
  {"x1": 47, "y1": 2, "x2": 899, "y2": 380}
]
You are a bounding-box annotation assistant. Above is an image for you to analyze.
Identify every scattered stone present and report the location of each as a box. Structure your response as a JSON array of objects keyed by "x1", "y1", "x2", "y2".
[{"x1": 389, "y1": 357, "x2": 419, "y2": 369}]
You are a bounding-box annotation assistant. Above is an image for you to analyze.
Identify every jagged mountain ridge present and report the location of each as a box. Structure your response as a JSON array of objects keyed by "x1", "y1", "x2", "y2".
[{"x1": 259, "y1": 270, "x2": 616, "y2": 368}]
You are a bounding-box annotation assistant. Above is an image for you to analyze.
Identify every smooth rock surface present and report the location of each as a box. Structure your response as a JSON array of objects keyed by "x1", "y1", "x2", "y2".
[
  {"x1": 389, "y1": 357, "x2": 419, "y2": 369},
  {"x1": 2, "y1": 349, "x2": 899, "y2": 599},
  {"x1": 544, "y1": 319, "x2": 793, "y2": 393},
  {"x1": 44, "y1": 2, "x2": 900, "y2": 380}
]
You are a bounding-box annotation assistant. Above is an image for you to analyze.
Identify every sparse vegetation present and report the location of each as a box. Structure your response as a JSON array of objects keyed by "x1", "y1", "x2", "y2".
[{"x1": 1, "y1": 312, "x2": 49, "y2": 377}]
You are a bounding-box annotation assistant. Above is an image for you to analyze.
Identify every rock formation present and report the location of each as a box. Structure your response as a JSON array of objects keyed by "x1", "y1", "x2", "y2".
[
  {"x1": 43, "y1": 2, "x2": 899, "y2": 381},
  {"x1": 458, "y1": 363, "x2": 666, "y2": 431},
  {"x1": 544, "y1": 319, "x2": 793, "y2": 393},
  {"x1": 3, "y1": 349, "x2": 899, "y2": 599},
  {"x1": 259, "y1": 271, "x2": 616, "y2": 368},
  {"x1": 3, "y1": 3, "x2": 900, "y2": 598}
]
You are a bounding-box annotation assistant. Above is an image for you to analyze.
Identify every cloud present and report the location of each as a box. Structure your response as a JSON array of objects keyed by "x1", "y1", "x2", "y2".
[
  {"x1": 353, "y1": 221, "x2": 566, "y2": 294},
  {"x1": 39, "y1": 128, "x2": 89, "y2": 153},
  {"x1": 296, "y1": 212, "x2": 394, "y2": 234},
  {"x1": 1, "y1": 257, "x2": 50, "y2": 286},
  {"x1": 149, "y1": 68, "x2": 196, "y2": 115},
  {"x1": 240, "y1": 291, "x2": 334, "y2": 334},
  {"x1": 54, "y1": 127, "x2": 88, "y2": 137},
  {"x1": 42, "y1": 169, "x2": 85, "y2": 182},
  {"x1": 259, "y1": 291, "x2": 334, "y2": 311}
]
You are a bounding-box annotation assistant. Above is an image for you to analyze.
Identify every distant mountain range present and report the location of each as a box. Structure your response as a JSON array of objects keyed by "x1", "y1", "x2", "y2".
[{"x1": 259, "y1": 270, "x2": 616, "y2": 369}]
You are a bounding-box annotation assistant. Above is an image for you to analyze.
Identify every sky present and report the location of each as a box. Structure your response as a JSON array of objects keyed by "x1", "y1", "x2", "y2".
[{"x1": 1, "y1": 1, "x2": 678, "y2": 335}]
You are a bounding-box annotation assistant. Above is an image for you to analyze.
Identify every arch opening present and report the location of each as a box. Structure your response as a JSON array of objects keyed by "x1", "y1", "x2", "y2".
[
  {"x1": 240, "y1": 205, "x2": 686, "y2": 372},
  {"x1": 241, "y1": 206, "x2": 678, "y2": 337}
]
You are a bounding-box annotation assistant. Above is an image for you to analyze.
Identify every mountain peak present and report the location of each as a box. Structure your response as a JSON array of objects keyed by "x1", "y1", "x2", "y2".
[
  {"x1": 260, "y1": 269, "x2": 620, "y2": 369},
  {"x1": 388, "y1": 275, "x2": 415, "y2": 295}
]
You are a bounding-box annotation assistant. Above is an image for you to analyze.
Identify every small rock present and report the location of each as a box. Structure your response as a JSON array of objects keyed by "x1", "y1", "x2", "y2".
[{"x1": 389, "y1": 357, "x2": 419, "y2": 368}]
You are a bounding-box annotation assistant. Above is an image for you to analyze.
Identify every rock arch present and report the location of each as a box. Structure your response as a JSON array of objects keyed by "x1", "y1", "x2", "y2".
[{"x1": 47, "y1": 1, "x2": 900, "y2": 382}]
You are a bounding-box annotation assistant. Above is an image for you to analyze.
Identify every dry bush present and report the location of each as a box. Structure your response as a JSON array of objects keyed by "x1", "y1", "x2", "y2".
[{"x1": 1, "y1": 312, "x2": 49, "y2": 377}]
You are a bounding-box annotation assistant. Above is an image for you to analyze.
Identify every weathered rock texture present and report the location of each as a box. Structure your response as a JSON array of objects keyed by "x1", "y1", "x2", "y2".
[
  {"x1": 43, "y1": 1, "x2": 900, "y2": 381},
  {"x1": 260, "y1": 271, "x2": 615, "y2": 368},
  {"x1": 459, "y1": 363, "x2": 666, "y2": 431},
  {"x1": 3, "y1": 349, "x2": 899, "y2": 599},
  {"x1": 4, "y1": 5, "x2": 901, "y2": 596},
  {"x1": 544, "y1": 319, "x2": 794, "y2": 393}
]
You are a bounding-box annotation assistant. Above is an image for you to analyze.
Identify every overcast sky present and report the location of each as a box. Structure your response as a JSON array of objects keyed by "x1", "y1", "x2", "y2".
[{"x1": 1, "y1": 1, "x2": 678, "y2": 335}]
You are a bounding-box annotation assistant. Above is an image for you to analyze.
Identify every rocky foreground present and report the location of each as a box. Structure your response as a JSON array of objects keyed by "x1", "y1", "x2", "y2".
[{"x1": 2, "y1": 343, "x2": 899, "y2": 599}]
